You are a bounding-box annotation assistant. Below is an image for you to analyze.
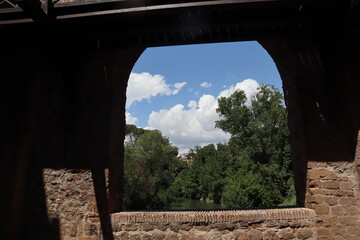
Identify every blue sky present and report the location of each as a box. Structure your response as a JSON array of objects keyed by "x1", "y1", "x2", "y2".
[{"x1": 126, "y1": 41, "x2": 282, "y2": 152}]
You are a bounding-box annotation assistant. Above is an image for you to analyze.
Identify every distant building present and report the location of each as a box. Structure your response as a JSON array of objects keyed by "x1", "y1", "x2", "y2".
[{"x1": 179, "y1": 153, "x2": 194, "y2": 165}]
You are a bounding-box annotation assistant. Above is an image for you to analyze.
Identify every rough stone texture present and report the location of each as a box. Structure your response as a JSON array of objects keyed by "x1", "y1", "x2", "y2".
[
  {"x1": 44, "y1": 169, "x2": 102, "y2": 240},
  {"x1": 111, "y1": 220, "x2": 316, "y2": 240},
  {"x1": 44, "y1": 169, "x2": 316, "y2": 240},
  {"x1": 305, "y1": 142, "x2": 360, "y2": 240}
]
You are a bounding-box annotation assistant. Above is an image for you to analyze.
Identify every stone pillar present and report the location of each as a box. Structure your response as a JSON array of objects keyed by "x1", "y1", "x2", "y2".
[
  {"x1": 261, "y1": 28, "x2": 360, "y2": 239},
  {"x1": 0, "y1": 35, "x2": 144, "y2": 240}
]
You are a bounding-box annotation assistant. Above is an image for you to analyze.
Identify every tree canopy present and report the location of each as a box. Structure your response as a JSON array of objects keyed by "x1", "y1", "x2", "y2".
[{"x1": 123, "y1": 85, "x2": 296, "y2": 209}]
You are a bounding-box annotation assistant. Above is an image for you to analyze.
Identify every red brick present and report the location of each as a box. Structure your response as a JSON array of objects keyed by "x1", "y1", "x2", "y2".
[
  {"x1": 308, "y1": 169, "x2": 336, "y2": 180},
  {"x1": 323, "y1": 196, "x2": 338, "y2": 205},
  {"x1": 321, "y1": 181, "x2": 339, "y2": 189},
  {"x1": 339, "y1": 197, "x2": 358, "y2": 205},
  {"x1": 337, "y1": 190, "x2": 355, "y2": 196},
  {"x1": 339, "y1": 182, "x2": 354, "y2": 190},
  {"x1": 307, "y1": 194, "x2": 324, "y2": 204}
]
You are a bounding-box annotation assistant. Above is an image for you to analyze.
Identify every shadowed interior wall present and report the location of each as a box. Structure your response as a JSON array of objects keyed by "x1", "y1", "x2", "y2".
[{"x1": 0, "y1": 37, "x2": 144, "y2": 240}]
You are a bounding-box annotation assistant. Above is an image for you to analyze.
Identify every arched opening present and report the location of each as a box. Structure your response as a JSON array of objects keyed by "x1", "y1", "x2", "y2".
[{"x1": 123, "y1": 41, "x2": 297, "y2": 210}]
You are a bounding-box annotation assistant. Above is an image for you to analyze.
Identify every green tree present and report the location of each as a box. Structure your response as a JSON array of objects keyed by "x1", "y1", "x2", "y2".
[
  {"x1": 123, "y1": 125, "x2": 186, "y2": 209},
  {"x1": 216, "y1": 85, "x2": 295, "y2": 207}
]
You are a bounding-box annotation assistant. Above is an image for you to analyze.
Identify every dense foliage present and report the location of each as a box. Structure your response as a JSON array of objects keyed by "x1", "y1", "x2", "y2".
[
  {"x1": 123, "y1": 85, "x2": 296, "y2": 209},
  {"x1": 123, "y1": 126, "x2": 187, "y2": 209}
]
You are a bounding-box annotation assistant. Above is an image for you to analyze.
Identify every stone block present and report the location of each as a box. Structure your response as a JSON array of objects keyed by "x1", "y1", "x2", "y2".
[
  {"x1": 323, "y1": 196, "x2": 338, "y2": 205},
  {"x1": 156, "y1": 224, "x2": 168, "y2": 231},
  {"x1": 181, "y1": 233, "x2": 203, "y2": 240},
  {"x1": 296, "y1": 228, "x2": 313, "y2": 239},
  {"x1": 209, "y1": 234, "x2": 222, "y2": 240},
  {"x1": 339, "y1": 197, "x2": 358, "y2": 205},
  {"x1": 331, "y1": 227, "x2": 349, "y2": 236},
  {"x1": 307, "y1": 169, "x2": 336, "y2": 180},
  {"x1": 331, "y1": 205, "x2": 346, "y2": 215},
  {"x1": 222, "y1": 232, "x2": 234, "y2": 240},
  {"x1": 307, "y1": 194, "x2": 324, "y2": 204},
  {"x1": 279, "y1": 222, "x2": 290, "y2": 228},
  {"x1": 124, "y1": 224, "x2": 138, "y2": 231},
  {"x1": 263, "y1": 230, "x2": 276, "y2": 240},
  {"x1": 153, "y1": 230, "x2": 166, "y2": 240},
  {"x1": 347, "y1": 206, "x2": 360, "y2": 214},
  {"x1": 214, "y1": 223, "x2": 235, "y2": 231},
  {"x1": 84, "y1": 223, "x2": 99, "y2": 236},
  {"x1": 129, "y1": 234, "x2": 141, "y2": 240},
  {"x1": 339, "y1": 182, "x2": 354, "y2": 190},
  {"x1": 179, "y1": 224, "x2": 193, "y2": 231},
  {"x1": 165, "y1": 234, "x2": 179, "y2": 240},
  {"x1": 193, "y1": 225, "x2": 211, "y2": 232},
  {"x1": 313, "y1": 204, "x2": 330, "y2": 215},
  {"x1": 278, "y1": 228, "x2": 294, "y2": 239},
  {"x1": 321, "y1": 181, "x2": 339, "y2": 189},
  {"x1": 316, "y1": 216, "x2": 336, "y2": 227},
  {"x1": 142, "y1": 223, "x2": 156, "y2": 231},
  {"x1": 248, "y1": 229, "x2": 262, "y2": 240},
  {"x1": 169, "y1": 224, "x2": 181, "y2": 233},
  {"x1": 87, "y1": 213, "x2": 100, "y2": 223},
  {"x1": 236, "y1": 232, "x2": 248, "y2": 240},
  {"x1": 143, "y1": 234, "x2": 154, "y2": 240},
  {"x1": 316, "y1": 228, "x2": 330, "y2": 238},
  {"x1": 120, "y1": 232, "x2": 130, "y2": 240},
  {"x1": 348, "y1": 226, "x2": 360, "y2": 236},
  {"x1": 338, "y1": 216, "x2": 358, "y2": 226},
  {"x1": 290, "y1": 221, "x2": 301, "y2": 228}
]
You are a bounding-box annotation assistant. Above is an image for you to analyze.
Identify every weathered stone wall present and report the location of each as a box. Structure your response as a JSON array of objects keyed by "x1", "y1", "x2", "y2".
[
  {"x1": 44, "y1": 169, "x2": 102, "y2": 239},
  {"x1": 111, "y1": 209, "x2": 316, "y2": 240},
  {"x1": 304, "y1": 132, "x2": 360, "y2": 240},
  {"x1": 44, "y1": 169, "x2": 316, "y2": 240}
]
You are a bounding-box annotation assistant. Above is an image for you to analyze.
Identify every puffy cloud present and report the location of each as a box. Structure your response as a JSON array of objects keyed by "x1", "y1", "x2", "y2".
[
  {"x1": 126, "y1": 72, "x2": 186, "y2": 108},
  {"x1": 126, "y1": 112, "x2": 138, "y2": 124},
  {"x1": 200, "y1": 81, "x2": 212, "y2": 88},
  {"x1": 187, "y1": 100, "x2": 197, "y2": 109},
  {"x1": 219, "y1": 79, "x2": 259, "y2": 105},
  {"x1": 147, "y1": 79, "x2": 259, "y2": 152}
]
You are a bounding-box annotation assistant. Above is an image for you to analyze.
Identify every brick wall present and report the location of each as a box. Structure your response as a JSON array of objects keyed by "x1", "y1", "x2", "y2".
[
  {"x1": 43, "y1": 131, "x2": 360, "y2": 240},
  {"x1": 44, "y1": 169, "x2": 102, "y2": 239},
  {"x1": 111, "y1": 209, "x2": 316, "y2": 240},
  {"x1": 304, "y1": 133, "x2": 360, "y2": 240},
  {"x1": 44, "y1": 169, "x2": 316, "y2": 240}
]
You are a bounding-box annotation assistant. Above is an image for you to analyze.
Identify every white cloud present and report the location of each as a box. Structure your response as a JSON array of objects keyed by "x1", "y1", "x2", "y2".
[
  {"x1": 172, "y1": 82, "x2": 187, "y2": 94},
  {"x1": 200, "y1": 81, "x2": 212, "y2": 88},
  {"x1": 126, "y1": 72, "x2": 186, "y2": 108},
  {"x1": 219, "y1": 79, "x2": 259, "y2": 106},
  {"x1": 187, "y1": 100, "x2": 197, "y2": 109},
  {"x1": 147, "y1": 79, "x2": 260, "y2": 152},
  {"x1": 125, "y1": 112, "x2": 138, "y2": 124}
]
